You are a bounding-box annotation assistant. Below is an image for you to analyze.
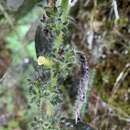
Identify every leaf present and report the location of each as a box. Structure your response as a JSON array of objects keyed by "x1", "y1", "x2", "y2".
[{"x1": 60, "y1": 0, "x2": 70, "y2": 22}]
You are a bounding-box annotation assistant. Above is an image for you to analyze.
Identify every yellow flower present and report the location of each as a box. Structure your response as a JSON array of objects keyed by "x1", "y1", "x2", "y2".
[{"x1": 37, "y1": 56, "x2": 52, "y2": 68}]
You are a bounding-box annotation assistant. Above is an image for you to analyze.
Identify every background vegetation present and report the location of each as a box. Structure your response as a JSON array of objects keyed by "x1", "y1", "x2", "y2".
[{"x1": 0, "y1": 0, "x2": 130, "y2": 130}]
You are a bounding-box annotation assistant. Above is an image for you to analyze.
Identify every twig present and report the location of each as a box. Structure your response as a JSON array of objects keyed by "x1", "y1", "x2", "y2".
[
  {"x1": 111, "y1": 63, "x2": 130, "y2": 98},
  {"x1": 90, "y1": 94, "x2": 130, "y2": 124},
  {"x1": 112, "y1": 0, "x2": 120, "y2": 20},
  {"x1": 75, "y1": 55, "x2": 89, "y2": 123}
]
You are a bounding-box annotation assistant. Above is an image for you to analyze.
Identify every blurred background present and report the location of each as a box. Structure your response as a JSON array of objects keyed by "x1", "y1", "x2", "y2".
[
  {"x1": 0, "y1": 0, "x2": 130, "y2": 130},
  {"x1": 0, "y1": 0, "x2": 45, "y2": 130}
]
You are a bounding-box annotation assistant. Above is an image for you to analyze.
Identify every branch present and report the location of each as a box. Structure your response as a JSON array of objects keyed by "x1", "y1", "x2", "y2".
[{"x1": 112, "y1": 0, "x2": 120, "y2": 20}]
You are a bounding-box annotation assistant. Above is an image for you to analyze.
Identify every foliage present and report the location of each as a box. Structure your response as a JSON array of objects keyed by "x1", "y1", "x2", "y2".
[
  {"x1": 27, "y1": 1, "x2": 95, "y2": 129},
  {"x1": 0, "y1": 0, "x2": 130, "y2": 130}
]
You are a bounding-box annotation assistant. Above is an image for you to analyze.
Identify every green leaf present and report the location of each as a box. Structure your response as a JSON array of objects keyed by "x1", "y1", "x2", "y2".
[{"x1": 61, "y1": 0, "x2": 70, "y2": 22}]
